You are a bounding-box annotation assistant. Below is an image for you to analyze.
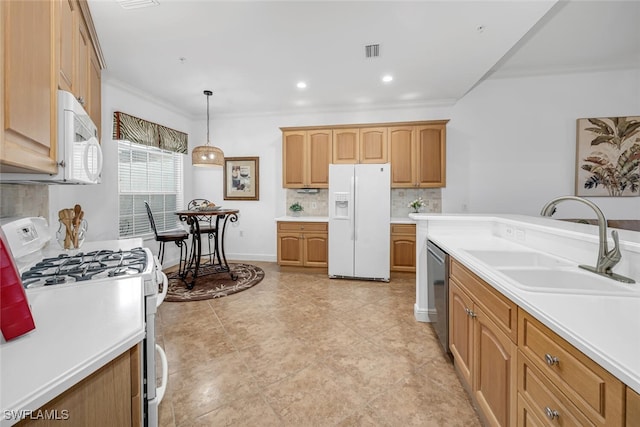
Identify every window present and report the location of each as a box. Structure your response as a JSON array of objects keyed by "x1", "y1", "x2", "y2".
[{"x1": 118, "y1": 140, "x2": 184, "y2": 238}]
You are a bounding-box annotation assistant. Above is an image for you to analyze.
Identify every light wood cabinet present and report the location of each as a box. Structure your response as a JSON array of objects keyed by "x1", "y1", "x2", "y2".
[
  {"x1": 17, "y1": 344, "x2": 142, "y2": 427},
  {"x1": 390, "y1": 224, "x2": 416, "y2": 272},
  {"x1": 332, "y1": 127, "x2": 387, "y2": 164},
  {"x1": 282, "y1": 130, "x2": 332, "y2": 188},
  {"x1": 449, "y1": 259, "x2": 518, "y2": 427},
  {"x1": 517, "y1": 310, "x2": 624, "y2": 426},
  {"x1": 332, "y1": 128, "x2": 359, "y2": 164},
  {"x1": 277, "y1": 222, "x2": 328, "y2": 267},
  {"x1": 58, "y1": 0, "x2": 75, "y2": 93},
  {"x1": 627, "y1": 387, "x2": 640, "y2": 427},
  {"x1": 389, "y1": 122, "x2": 447, "y2": 188},
  {"x1": 359, "y1": 127, "x2": 388, "y2": 163},
  {"x1": 1, "y1": 0, "x2": 103, "y2": 174},
  {"x1": 1, "y1": 0, "x2": 58, "y2": 173},
  {"x1": 283, "y1": 120, "x2": 447, "y2": 188}
]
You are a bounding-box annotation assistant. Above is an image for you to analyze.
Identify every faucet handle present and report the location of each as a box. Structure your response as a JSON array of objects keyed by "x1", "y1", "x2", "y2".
[{"x1": 603, "y1": 230, "x2": 622, "y2": 272}]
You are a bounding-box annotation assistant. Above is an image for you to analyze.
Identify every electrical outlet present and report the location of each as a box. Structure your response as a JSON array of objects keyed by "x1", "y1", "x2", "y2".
[
  {"x1": 311, "y1": 202, "x2": 317, "y2": 209},
  {"x1": 515, "y1": 228, "x2": 525, "y2": 241},
  {"x1": 239, "y1": 230, "x2": 244, "y2": 237}
]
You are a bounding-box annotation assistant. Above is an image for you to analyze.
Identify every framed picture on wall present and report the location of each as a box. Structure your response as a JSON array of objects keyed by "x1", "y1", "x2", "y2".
[
  {"x1": 223, "y1": 157, "x2": 259, "y2": 201},
  {"x1": 575, "y1": 116, "x2": 640, "y2": 197}
]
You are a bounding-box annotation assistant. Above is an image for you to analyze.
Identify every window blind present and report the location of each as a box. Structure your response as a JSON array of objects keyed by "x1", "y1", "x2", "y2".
[{"x1": 118, "y1": 140, "x2": 184, "y2": 238}]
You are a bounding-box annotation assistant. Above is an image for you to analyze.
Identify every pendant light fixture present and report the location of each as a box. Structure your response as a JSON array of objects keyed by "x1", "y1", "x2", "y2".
[{"x1": 192, "y1": 90, "x2": 224, "y2": 167}]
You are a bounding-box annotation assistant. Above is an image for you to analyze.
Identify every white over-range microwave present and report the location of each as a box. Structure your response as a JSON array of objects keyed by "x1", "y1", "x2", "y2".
[{"x1": 1, "y1": 90, "x2": 103, "y2": 184}]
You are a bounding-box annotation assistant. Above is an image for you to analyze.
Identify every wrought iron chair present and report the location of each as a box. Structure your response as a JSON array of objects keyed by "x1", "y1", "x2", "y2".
[
  {"x1": 187, "y1": 199, "x2": 217, "y2": 264},
  {"x1": 144, "y1": 201, "x2": 188, "y2": 274}
]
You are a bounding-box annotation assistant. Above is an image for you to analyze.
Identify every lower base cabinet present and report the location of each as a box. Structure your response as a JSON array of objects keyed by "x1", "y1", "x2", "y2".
[
  {"x1": 390, "y1": 224, "x2": 416, "y2": 272},
  {"x1": 277, "y1": 221, "x2": 328, "y2": 267},
  {"x1": 449, "y1": 275, "x2": 516, "y2": 427},
  {"x1": 449, "y1": 256, "x2": 635, "y2": 426},
  {"x1": 17, "y1": 344, "x2": 141, "y2": 427}
]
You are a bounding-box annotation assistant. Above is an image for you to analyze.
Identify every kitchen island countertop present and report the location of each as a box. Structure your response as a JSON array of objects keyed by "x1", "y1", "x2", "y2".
[
  {"x1": 410, "y1": 213, "x2": 640, "y2": 393},
  {"x1": 0, "y1": 277, "x2": 145, "y2": 426}
]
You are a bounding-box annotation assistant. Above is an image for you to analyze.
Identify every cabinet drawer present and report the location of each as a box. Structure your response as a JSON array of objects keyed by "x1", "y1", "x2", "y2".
[
  {"x1": 627, "y1": 387, "x2": 640, "y2": 426},
  {"x1": 278, "y1": 222, "x2": 327, "y2": 232},
  {"x1": 518, "y1": 351, "x2": 594, "y2": 426},
  {"x1": 391, "y1": 224, "x2": 415, "y2": 234},
  {"x1": 450, "y1": 259, "x2": 517, "y2": 342},
  {"x1": 518, "y1": 310, "x2": 624, "y2": 425}
]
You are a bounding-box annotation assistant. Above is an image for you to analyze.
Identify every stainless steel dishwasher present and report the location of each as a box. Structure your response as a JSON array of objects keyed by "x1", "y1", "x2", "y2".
[{"x1": 427, "y1": 239, "x2": 450, "y2": 355}]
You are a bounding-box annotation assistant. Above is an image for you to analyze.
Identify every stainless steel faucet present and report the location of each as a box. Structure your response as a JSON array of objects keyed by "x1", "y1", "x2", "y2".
[{"x1": 540, "y1": 195, "x2": 635, "y2": 283}]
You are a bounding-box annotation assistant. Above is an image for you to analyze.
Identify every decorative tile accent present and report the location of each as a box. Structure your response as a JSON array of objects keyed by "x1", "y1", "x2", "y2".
[
  {"x1": 0, "y1": 184, "x2": 49, "y2": 219},
  {"x1": 285, "y1": 188, "x2": 442, "y2": 217}
]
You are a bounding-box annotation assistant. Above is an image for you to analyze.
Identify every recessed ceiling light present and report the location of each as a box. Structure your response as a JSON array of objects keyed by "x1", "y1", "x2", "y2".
[
  {"x1": 296, "y1": 82, "x2": 307, "y2": 89},
  {"x1": 382, "y1": 75, "x2": 393, "y2": 83},
  {"x1": 476, "y1": 25, "x2": 486, "y2": 33}
]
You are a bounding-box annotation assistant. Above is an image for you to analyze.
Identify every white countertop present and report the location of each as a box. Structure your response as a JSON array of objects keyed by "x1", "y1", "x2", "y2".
[
  {"x1": 0, "y1": 277, "x2": 145, "y2": 426},
  {"x1": 412, "y1": 213, "x2": 640, "y2": 394},
  {"x1": 275, "y1": 216, "x2": 414, "y2": 224}
]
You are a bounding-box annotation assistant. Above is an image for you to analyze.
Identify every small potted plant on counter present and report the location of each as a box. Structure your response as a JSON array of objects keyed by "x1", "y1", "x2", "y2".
[
  {"x1": 289, "y1": 202, "x2": 304, "y2": 217},
  {"x1": 408, "y1": 197, "x2": 426, "y2": 213}
]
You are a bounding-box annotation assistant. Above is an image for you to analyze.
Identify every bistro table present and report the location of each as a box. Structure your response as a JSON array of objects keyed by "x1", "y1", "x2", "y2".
[{"x1": 175, "y1": 208, "x2": 239, "y2": 289}]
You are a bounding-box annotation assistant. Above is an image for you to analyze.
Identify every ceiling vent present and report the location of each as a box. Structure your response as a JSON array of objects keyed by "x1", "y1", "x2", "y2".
[
  {"x1": 365, "y1": 44, "x2": 380, "y2": 58},
  {"x1": 116, "y1": 0, "x2": 159, "y2": 10}
]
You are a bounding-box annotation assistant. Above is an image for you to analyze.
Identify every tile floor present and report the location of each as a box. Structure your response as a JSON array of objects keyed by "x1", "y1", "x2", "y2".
[{"x1": 157, "y1": 262, "x2": 481, "y2": 426}]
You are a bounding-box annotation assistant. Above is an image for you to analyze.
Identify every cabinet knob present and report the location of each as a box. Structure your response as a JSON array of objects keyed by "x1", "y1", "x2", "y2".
[
  {"x1": 544, "y1": 353, "x2": 559, "y2": 366},
  {"x1": 77, "y1": 96, "x2": 85, "y2": 106},
  {"x1": 544, "y1": 407, "x2": 560, "y2": 420}
]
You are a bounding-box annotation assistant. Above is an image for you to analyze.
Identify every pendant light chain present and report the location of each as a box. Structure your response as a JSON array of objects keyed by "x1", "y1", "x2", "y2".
[{"x1": 206, "y1": 91, "x2": 210, "y2": 145}]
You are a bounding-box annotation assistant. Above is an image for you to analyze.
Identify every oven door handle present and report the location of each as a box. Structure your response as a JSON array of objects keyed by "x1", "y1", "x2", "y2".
[
  {"x1": 155, "y1": 344, "x2": 168, "y2": 403},
  {"x1": 157, "y1": 271, "x2": 168, "y2": 308}
]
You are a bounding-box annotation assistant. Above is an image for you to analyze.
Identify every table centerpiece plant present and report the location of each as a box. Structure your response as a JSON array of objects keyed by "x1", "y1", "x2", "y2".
[{"x1": 408, "y1": 197, "x2": 426, "y2": 213}]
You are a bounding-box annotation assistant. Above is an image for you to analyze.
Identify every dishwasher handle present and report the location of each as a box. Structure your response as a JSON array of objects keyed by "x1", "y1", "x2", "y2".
[{"x1": 427, "y1": 243, "x2": 447, "y2": 265}]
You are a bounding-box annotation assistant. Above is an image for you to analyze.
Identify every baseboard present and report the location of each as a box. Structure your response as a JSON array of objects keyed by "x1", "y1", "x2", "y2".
[
  {"x1": 225, "y1": 253, "x2": 277, "y2": 263},
  {"x1": 414, "y1": 304, "x2": 435, "y2": 323}
]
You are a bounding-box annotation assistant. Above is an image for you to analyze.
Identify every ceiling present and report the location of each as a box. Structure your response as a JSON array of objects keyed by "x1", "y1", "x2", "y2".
[{"x1": 88, "y1": 0, "x2": 640, "y2": 118}]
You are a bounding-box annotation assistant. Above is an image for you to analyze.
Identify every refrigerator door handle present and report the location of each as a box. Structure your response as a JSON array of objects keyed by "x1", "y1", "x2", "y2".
[{"x1": 351, "y1": 175, "x2": 356, "y2": 241}]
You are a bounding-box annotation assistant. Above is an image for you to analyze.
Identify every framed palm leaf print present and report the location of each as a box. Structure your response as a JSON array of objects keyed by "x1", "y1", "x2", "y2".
[{"x1": 576, "y1": 116, "x2": 640, "y2": 197}]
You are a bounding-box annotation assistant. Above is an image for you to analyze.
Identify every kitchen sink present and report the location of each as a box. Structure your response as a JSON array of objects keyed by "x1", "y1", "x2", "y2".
[
  {"x1": 465, "y1": 250, "x2": 572, "y2": 268},
  {"x1": 497, "y1": 267, "x2": 640, "y2": 296}
]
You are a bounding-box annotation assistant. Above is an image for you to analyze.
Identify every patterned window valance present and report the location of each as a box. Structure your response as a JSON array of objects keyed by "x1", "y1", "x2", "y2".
[{"x1": 112, "y1": 111, "x2": 188, "y2": 154}]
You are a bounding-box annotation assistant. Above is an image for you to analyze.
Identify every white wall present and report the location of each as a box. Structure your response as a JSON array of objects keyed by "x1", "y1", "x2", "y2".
[
  {"x1": 46, "y1": 68, "x2": 639, "y2": 265},
  {"x1": 445, "y1": 68, "x2": 640, "y2": 219},
  {"x1": 48, "y1": 78, "x2": 195, "y2": 265},
  {"x1": 190, "y1": 105, "x2": 453, "y2": 262}
]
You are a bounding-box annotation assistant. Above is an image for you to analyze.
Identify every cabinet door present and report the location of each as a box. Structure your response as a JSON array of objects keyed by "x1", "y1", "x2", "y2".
[
  {"x1": 389, "y1": 126, "x2": 416, "y2": 187},
  {"x1": 58, "y1": 0, "x2": 76, "y2": 93},
  {"x1": 277, "y1": 232, "x2": 303, "y2": 266},
  {"x1": 88, "y1": 47, "x2": 101, "y2": 137},
  {"x1": 359, "y1": 127, "x2": 388, "y2": 163},
  {"x1": 303, "y1": 232, "x2": 328, "y2": 267},
  {"x1": 390, "y1": 224, "x2": 416, "y2": 272},
  {"x1": 416, "y1": 125, "x2": 446, "y2": 187},
  {"x1": 307, "y1": 130, "x2": 331, "y2": 188},
  {"x1": 449, "y1": 280, "x2": 474, "y2": 385},
  {"x1": 473, "y1": 307, "x2": 516, "y2": 427},
  {"x1": 1, "y1": 0, "x2": 58, "y2": 173},
  {"x1": 333, "y1": 128, "x2": 359, "y2": 164},
  {"x1": 76, "y1": 14, "x2": 89, "y2": 108},
  {"x1": 282, "y1": 131, "x2": 306, "y2": 188}
]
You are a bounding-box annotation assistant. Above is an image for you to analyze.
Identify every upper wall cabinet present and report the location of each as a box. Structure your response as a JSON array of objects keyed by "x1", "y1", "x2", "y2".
[
  {"x1": 282, "y1": 120, "x2": 447, "y2": 188},
  {"x1": 332, "y1": 127, "x2": 388, "y2": 164},
  {"x1": 0, "y1": 0, "x2": 103, "y2": 174},
  {"x1": 0, "y1": 0, "x2": 58, "y2": 173},
  {"x1": 389, "y1": 122, "x2": 447, "y2": 188},
  {"x1": 282, "y1": 130, "x2": 332, "y2": 188}
]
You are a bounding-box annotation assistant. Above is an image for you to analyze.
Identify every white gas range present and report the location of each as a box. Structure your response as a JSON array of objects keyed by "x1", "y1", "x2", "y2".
[{"x1": 0, "y1": 217, "x2": 167, "y2": 427}]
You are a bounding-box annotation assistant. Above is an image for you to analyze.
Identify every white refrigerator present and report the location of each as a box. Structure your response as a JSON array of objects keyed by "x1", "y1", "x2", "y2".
[{"x1": 328, "y1": 163, "x2": 390, "y2": 281}]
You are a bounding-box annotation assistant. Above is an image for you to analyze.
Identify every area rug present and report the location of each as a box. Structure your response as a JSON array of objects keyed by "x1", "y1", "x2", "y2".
[{"x1": 164, "y1": 263, "x2": 265, "y2": 302}]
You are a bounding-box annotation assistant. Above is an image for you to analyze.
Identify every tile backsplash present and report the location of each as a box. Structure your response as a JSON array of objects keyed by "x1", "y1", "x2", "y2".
[
  {"x1": 0, "y1": 184, "x2": 49, "y2": 220},
  {"x1": 285, "y1": 188, "x2": 441, "y2": 217}
]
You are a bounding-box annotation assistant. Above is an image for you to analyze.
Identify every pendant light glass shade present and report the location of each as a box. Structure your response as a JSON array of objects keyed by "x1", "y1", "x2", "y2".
[{"x1": 192, "y1": 90, "x2": 224, "y2": 167}]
